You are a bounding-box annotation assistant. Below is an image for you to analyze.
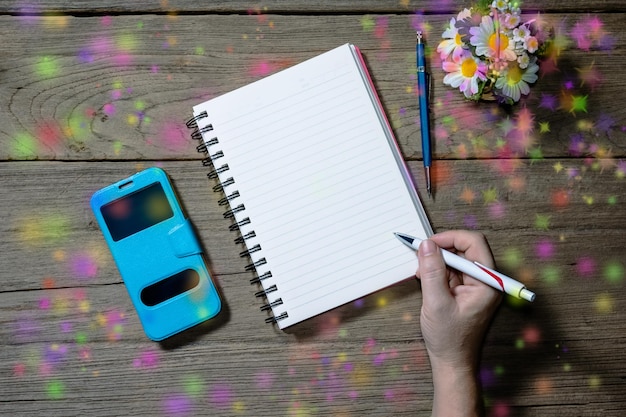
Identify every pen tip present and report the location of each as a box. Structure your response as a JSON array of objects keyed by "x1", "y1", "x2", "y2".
[{"x1": 424, "y1": 167, "x2": 432, "y2": 198}]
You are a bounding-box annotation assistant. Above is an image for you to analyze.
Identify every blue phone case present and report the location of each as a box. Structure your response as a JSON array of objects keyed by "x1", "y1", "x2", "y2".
[{"x1": 91, "y1": 167, "x2": 221, "y2": 341}]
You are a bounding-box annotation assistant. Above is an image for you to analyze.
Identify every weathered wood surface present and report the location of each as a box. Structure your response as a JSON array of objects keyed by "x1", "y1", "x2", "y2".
[
  {"x1": 2, "y1": 1, "x2": 626, "y2": 14},
  {"x1": 2, "y1": 13, "x2": 625, "y2": 161},
  {"x1": 1, "y1": 1, "x2": 625, "y2": 416}
]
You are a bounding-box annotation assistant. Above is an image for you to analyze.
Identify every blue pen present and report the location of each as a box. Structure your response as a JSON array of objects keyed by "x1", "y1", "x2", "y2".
[{"x1": 416, "y1": 31, "x2": 432, "y2": 197}]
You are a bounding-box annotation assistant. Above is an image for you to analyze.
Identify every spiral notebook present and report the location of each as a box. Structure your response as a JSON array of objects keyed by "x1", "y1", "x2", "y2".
[{"x1": 189, "y1": 43, "x2": 433, "y2": 329}]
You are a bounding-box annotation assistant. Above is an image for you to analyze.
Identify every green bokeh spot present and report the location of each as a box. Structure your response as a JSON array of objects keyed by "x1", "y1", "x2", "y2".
[
  {"x1": 534, "y1": 214, "x2": 551, "y2": 231},
  {"x1": 36, "y1": 56, "x2": 59, "y2": 79},
  {"x1": 75, "y1": 332, "x2": 88, "y2": 346},
  {"x1": 604, "y1": 261, "x2": 624, "y2": 284},
  {"x1": 541, "y1": 265, "x2": 561, "y2": 285},
  {"x1": 441, "y1": 115, "x2": 455, "y2": 126},
  {"x1": 113, "y1": 141, "x2": 123, "y2": 155},
  {"x1": 360, "y1": 15, "x2": 375, "y2": 32},
  {"x1": 502, "y1": 247, "x2": 523, "y2": 269},
  {"x1": 183, "y1": 374, "x2": 205, "y2": 397},
  {"x1": 528, "y1": 147, "x2": 544, "y2": 161},
  {"x1": 13, "y1": 132, "x2": 37, "y2": 159},
  {"x1": 46, "y1": 380, "x2": 65, "y2": 400},
  {"x1": 117, "y1": 33, "x2": 137, "y2": 51},
  {"x1": 570, "y1": 95, "x2": 588, "y2": 113}
]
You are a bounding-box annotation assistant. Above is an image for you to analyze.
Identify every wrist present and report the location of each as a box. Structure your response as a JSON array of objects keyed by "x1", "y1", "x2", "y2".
[
  {"x1": 429, "y1": 354, "x2": 478, "y2": 376},
  {"x1": 430, "y1": 360, "x2": 483, "y2": 417}
]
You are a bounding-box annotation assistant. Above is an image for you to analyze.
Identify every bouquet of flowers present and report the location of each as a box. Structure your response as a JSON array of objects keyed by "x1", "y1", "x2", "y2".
[{"x1": 437, "y1": 0, "x2": 549, "y2": 104}]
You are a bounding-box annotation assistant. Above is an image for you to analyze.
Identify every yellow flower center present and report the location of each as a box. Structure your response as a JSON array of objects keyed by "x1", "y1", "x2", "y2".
[
  {"x1": 455, "y1": 33, "x2": 463, "y2": 46},
  {"x1": 488, "y1": 32, "x2": 509, "y2": 53},
  {"x1": 461, "y1": 58, "x2": 477, "y2": 78},
  {"x1": 507, "y1": 65, "x2": 523, "y2": 84}
]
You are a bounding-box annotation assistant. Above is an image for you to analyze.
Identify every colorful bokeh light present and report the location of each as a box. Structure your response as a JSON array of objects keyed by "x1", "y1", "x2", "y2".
[{"x1": 4, "y1": 6, "x2": 624, "y2": 416}]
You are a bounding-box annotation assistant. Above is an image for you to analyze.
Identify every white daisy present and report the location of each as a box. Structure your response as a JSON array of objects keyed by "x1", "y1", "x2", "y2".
[
  {"x1": 524, "y1": 36, "x2": 539, "y2": 53},
  {"x1": 495, "y1": 59, "x2": 539, "y2": 102},
  {"x1": 517, "y1": 52, "x2": 530, "y2": 69},
  {"x1": 513, "y1": 25, "x2": 530, "y2": 42},
  {"x1": 504, "y1": 13, "x2": 521, "y2": 29},
  {"x1": 442, "y1": 51, "x2": 489, "y2": 98},
  {"x1": 492, "y1": 0, "x2": 509, "y2": 12},
  {"x1": 437, "y1": 8, "x2": 472, "y2": 60},
  {"x1": 437, "y1": 17, "x2": 466, "y2": 60},
  {"x1": 470, "y1": 15, "x2": 518, "y2": 62}
]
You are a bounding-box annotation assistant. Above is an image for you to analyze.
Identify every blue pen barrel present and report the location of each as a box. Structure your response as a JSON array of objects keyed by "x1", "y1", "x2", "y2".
[{"x1": 416, "y1": 40, "x2": 431, "y2": 167}]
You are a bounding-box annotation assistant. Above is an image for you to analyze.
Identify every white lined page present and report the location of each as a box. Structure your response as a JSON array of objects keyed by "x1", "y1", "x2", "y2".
[{"x1": 193, "y1": 44, "x2": 432, "y2": 329}]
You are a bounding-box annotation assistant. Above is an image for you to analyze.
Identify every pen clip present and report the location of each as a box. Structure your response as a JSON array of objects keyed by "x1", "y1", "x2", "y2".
[{"x1": 426, "y1": 71, "x2": 433, "y2": 108}]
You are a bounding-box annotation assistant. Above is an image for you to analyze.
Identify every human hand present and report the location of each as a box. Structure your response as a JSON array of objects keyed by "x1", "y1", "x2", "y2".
[
  {"x1": 416, "y1": 230, "x2": 502, "y2": 417},
  {"x1": 417, "y1": 230, "x2": 502, "y2": 369}
]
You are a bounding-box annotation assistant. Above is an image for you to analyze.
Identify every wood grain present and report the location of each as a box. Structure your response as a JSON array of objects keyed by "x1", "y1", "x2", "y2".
[
  {"x1": 1, "y1": 14, "x2": 625, "y2": 161},
  {"x1": 1, "y1": 1, "x2": 625, "y2": 416},
  {"x1": 2, "y1": 1, "x2": 626, "y2": 14}
]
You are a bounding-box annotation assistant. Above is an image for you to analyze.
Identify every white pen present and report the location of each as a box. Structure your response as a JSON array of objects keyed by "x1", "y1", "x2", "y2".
[{"x1": 395, "y1": 232, "x2": 535, "y2": 302}]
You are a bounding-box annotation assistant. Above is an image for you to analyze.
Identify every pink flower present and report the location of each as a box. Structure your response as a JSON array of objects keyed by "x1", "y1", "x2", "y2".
[{"x1": 442, "y1": 51, "x2": 489, "y2": 98}]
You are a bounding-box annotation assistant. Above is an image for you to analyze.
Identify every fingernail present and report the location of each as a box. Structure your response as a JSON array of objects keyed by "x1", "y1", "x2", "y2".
[{"x1": 419, "y1": 239, "x2": 437, "y2": 256}]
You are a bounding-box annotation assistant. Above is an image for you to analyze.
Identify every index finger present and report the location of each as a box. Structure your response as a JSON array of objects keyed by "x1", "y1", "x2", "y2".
[{"x1": 429, "y1": 230, "x2": 495, "y2": 269}]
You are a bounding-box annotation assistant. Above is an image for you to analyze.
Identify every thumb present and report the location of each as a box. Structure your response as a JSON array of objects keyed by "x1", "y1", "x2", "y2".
[{"x1": 417, "y1": 239, "x2": 452, "y2": 308}]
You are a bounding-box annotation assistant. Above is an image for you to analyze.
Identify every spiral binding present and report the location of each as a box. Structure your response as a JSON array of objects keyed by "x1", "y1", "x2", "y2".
[
  {"x1": 266, "y1": 312, "x2": 288, "y2": 324},
  {"x1": 240, "y1": 244, "x2": 261, "y2": 257},
  {"x1": 187, "y1": 112, "x2": 288, "y2": 325},
  {"x1": 218, "y1": 190, "x2": 240, "y2": 206},
  {"x1": 186, "y1": 111, "x2": 207, "y2": 128},
  {"x1": 255, "y1": 284, "x2": 278, "y2": 298},
  {"x1": 250, "y1": 271, "x2": 272, "y2": 285},
  {"x1": 234, "y1": 231, "x2": 256, "y2": 244},
  {"x1": 223, "y1": 203, "x2": 244, "y2": 219},
  {"x1": 260, "y1": 298, "x2": 283, "y2": 312},
  {"x1": 208, "y1": 164, "x2": 229, "y2": 180},
  {"x1": 214, "y1": 177, "x2": 234, "y2": 193}
]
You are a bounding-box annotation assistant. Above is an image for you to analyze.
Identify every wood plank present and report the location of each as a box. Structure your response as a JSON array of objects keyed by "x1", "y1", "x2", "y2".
[
  {"x1": 2, "y1": 206, "x2": 625, "y2": 414},
  {"x1": 1, "y1": 242, "x2": 624, "y2": 415},
  {"x1": 1, "y1": 13, "x2": 625, "y2": 161},
  {"x1": 2, "y1": 0, "x2": 626, "y2": 14},
  {"x1": 1, "y1": 159, "x2": 624, "y2": 290},
  {"x1": 1, "y1": 151, "x2": 624, "y2": 417},
  {"x1": 2, "y1": 158, "x2": 624, "y2": 409}
]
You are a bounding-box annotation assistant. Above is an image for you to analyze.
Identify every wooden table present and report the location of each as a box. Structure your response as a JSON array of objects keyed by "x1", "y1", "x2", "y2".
[{"x1": 1, "y1": 1, "x2": 625, "y2": 415}]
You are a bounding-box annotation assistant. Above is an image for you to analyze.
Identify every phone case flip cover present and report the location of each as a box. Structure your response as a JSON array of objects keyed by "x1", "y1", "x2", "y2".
[{"x1": 91, "y1": 167, "x2": 221, "y2": 341}]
